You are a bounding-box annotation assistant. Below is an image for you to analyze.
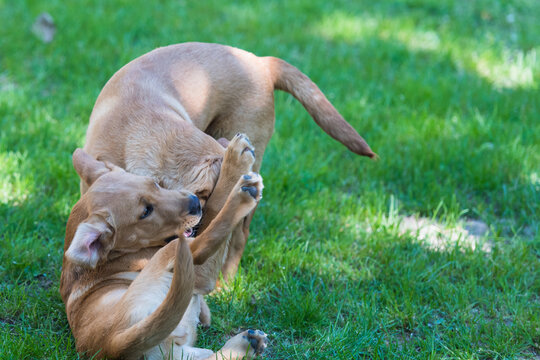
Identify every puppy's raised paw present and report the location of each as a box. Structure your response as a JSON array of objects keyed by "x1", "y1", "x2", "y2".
[
  {"x1": 224, "y1": 172, "x2": 263, "y2": 221},
  {"x1": 237, "y1": 172, "x2": 263, "y2": 202},
  {"x1": 223, "y1": 133, "x2": 255, "y2": 175}
]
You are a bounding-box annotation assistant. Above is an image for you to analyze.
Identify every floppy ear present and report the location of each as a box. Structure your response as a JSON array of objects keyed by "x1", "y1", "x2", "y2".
[
  {"x1": 72, "y1": 148, "x2": 112, "y2": 186},
  {"x1": 65, "y1": 214, "x2": 114, "y2": 269}
]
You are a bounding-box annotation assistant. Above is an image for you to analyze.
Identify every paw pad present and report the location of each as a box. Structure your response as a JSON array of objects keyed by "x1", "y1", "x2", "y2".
[
  {"x1": 241, "y1": 186, "x2": 258, "y2": 199},
  {"x1": 244, "y1": 329, "x2": 268, "y2": 355},
  {"x1": 242, "y1": 147, "x2": 255, "y2": 157}
]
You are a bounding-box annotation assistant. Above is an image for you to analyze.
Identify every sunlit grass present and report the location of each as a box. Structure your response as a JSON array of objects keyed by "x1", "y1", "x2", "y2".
[
  {"x1": 314, "y1": 10, "x2": 539, "y2": 89},
  {"x1": 475, "y1": 49, "x2": 537, "y2": 89},
  {"x1": 0, "y1": 152, "x2": 32, "y2": 204},
  {"x1": 314, "y1": 12, "x2": 379, "y2": 41}
]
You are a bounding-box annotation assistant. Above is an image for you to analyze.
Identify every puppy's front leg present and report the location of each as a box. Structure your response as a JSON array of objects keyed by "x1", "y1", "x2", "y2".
[
  {"x1": 199, "y1": 133, "x2": 255, "y2": 230},
  {"x1": 192, "y1": 134, "x2": 260, "y2": 294},
  {"x1": 190, "y1": 172, "x2": 263, "y2": 266}
]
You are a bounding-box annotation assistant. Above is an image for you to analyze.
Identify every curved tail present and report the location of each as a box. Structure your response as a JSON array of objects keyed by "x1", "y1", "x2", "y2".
[
  {"x1": 106, "y1": 238, "x2": 195, "y2": 358},
  {"x1": 263, "y1": 56, "x2": 376, "y2": 158}
]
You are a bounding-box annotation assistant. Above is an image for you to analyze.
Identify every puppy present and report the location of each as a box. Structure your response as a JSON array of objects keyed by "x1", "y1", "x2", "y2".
[
  {"x1": 83, "y1": 42, "x2": 376, "y2": 283},
  {"x1": 60, "y1": 147, "x2": 267, "y2": 359}
]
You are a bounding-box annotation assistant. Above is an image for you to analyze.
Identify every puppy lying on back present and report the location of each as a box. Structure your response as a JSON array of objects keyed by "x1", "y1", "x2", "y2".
[
  {"x1": 60, "y1": 146, "x2": 267, "y2": 359},
  {"x1": 83, "y1": 42, "x2": 376, "y2": 284}
]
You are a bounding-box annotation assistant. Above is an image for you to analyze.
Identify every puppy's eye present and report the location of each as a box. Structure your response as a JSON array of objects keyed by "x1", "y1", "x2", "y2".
[{"x1": 140, "y1": 205, "x2": 154, "y2": 219}]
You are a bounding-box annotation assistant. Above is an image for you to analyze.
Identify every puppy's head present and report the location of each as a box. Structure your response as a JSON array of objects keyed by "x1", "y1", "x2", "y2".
[
  {"x1": 158, "y1": 130, "x2": 227, "y2": 209},
  {"x1": 182, "y1": 137, "x2": 232, "y2": 208},
  {"x1": 65, "y1": 149, "x2": 202, "y2": 269}
]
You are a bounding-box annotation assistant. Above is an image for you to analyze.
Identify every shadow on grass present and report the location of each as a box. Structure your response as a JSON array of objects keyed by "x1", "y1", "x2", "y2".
[
  {"x1": 209, "y1": 217, "x2": 539, "y2": 358},
  {"x1": 261, "y1": 12, "x2": 538, "y2": 227},
  {"x1": 0, "y1": 81, "x2": 80, "y2": 283}
]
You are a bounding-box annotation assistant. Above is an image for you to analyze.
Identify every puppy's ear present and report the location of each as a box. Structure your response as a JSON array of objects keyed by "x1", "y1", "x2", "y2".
[
  {"x1": 65, "y1": 214, "x2": 114, "y2": 269},
  {"x1": 72, "y1": 148, "x2": 112, "y2": 186}
]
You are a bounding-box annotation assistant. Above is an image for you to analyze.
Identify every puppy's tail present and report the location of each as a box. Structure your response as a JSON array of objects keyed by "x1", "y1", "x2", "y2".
[
  {"x1": 106, "y1": 238, "x2": 194, "y2": 358},
  {"x1": 263, "y1": 56, "x2": 377, "y2": 159}
]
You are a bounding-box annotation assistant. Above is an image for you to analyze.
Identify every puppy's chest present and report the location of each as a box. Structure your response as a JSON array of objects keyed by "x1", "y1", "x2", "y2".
[{"x1": 107, "y1": 248, "x2": 156, "y2": 271}]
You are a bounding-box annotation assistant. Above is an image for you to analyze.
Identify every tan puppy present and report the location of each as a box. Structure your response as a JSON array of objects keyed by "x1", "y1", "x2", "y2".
[
  {"x1": 83, "y1": 42, "x2": 376, "y2": 282},
  {"x1": 60, "y1": 146, "x2": 267, "y2": 359}
]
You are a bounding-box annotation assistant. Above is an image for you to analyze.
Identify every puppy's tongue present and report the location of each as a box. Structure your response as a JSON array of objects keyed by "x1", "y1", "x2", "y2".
[{"x1": 184, "y1": 228, "x2": 194, "y2": 238}]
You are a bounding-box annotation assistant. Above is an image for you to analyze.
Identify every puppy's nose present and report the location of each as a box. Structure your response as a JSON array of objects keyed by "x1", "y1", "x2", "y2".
[{"x1": 188, "y1": 194, "x2": 201, "y2": 215}]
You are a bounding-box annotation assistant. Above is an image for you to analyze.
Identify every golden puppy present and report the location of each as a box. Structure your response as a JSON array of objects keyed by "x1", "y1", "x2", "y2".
[
  {"x1": 83, "y1": 42, "x2": 375, "y2": 283},
  {"x1": 60, "y1": 146, "x2": 266, "y2": 359}
]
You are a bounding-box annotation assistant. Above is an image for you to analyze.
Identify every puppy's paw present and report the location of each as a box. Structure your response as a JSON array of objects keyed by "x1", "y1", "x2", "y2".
[
  {"x1": 223, "y1": 133, "x2": 255, "y2": 175},
  {"x1": 224, "y1": 172, "x2": 263, "y2": 221},
  {"x1": 220, "y1": 329, "x2": 268, "y2": 358},
  {"x1": 237, "y1": 172, "x2": 263, "y2": 202},
  {"x1": 244, "y1": 329, "x2": 268, "y2": 356}
]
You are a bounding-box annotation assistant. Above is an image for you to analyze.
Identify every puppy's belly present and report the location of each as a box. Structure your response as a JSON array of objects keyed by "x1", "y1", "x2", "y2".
[
  {"x1": 123, "y1": 270, "x2": 201, "y2": 345},
  {"x1": 97, "y1": 287, "x2": 127, "y2": 308},
  {"x1": 96, "y1": 270, "x2": 201, "y2": 358},
  {"x1": 128, "y1": 271, "x2": 175, "y2": 323},
  {"x1": 169, "y1": 295, "x2": 202, "y2": 345},
  {"x1": 143, "y1": 295, "x2": 202, "y2": 359}
]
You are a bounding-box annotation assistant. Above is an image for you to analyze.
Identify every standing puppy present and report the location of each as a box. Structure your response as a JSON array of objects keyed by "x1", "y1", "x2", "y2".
[{"x1": 83, "y1": 42, "x2": 375, "y2": 284}]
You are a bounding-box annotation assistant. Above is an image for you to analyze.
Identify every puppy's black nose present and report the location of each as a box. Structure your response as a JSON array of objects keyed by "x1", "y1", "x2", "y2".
[{"x1": 188, "y1": 194, "x2": 201, "y2": 215}]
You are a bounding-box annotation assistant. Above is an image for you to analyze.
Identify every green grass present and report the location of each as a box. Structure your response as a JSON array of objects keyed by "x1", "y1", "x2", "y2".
[{"x1": 1, "y1": 0, "x2": 539, "y2": 358}]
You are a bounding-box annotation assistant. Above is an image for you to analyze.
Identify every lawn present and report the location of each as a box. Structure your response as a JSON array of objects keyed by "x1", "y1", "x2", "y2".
[{"x1": 0, "y1": 0, "x2": 539, "y2": 358}]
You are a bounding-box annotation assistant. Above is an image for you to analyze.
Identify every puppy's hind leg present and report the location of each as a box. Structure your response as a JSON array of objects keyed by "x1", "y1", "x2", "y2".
[
  {"x1": 104, "y1": 238, "x2": 195, "y2": 358},
  {"x1": 145, "y1": 342, "x2": 213, "y2": 360},
  {"x1": 201, "y1": 329, "x2": 269, "y2": 360},
  {"x1": 199, "y1": 297, "x2": 211, "y2": 327}
]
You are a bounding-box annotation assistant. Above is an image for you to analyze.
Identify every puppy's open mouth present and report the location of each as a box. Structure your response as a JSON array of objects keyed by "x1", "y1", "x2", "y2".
[
  {"x1": 185, "y1": 220, "x2": 201, "y2": 237},
  {"x1": 183, "y1": 216, "x2": 201, "y2": 239},
  {"x1": 164, "y1": 220, "x2": 200, "y2": 243},
  {"x1": 184, "y1": 227, "x2": 195, "y2": 237},
  {"x1": 184, "y1": 217, "x2": 202, "y2": 238}
]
